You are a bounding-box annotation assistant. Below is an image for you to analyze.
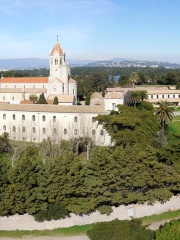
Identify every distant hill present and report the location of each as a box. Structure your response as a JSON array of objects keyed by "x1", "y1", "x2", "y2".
[
  {"x1": 0, "y1": 57, "x2": 134, "y2": 69},
  {"x1": 0, "y1": 58, "x2": 180, "y2": 70}
]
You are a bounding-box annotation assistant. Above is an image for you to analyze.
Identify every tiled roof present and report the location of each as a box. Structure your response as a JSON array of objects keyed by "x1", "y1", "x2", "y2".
[
  {"x1": 0, "y1": 88, "x2": 47, "y2": 93},
  {"x1": 50, "y1": 41, "x2": 64, "y2": 55},
  {"x1": 1, "y1": 77, "x2": 48, "y2": 83},
  {"x1": 48, "y1": 94, "x2": 75, "y2": 103},
  {"x1": 91, "y1": 92, "x2": 104, "y2": 101},
  {"x1": 0, "y1": 104, "x2": 105, "y2": 113},
  {"x1": 20, "y1": 100, "x2": 33, "y2": 104},
  {"x1": 69, "y1": 78, "x2": 77, "y2": 83},
  {"x1": 106, "y1": 87, "x2": 180, "y2": 94},
  {"x1": 105, "y1": 92, "x2": 123, "y2": 99}
]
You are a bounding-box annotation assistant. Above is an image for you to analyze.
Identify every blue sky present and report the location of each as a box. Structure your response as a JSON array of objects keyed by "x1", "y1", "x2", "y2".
[{"x1": 1, "y1": 0, "x2": 180, "y2": 62}]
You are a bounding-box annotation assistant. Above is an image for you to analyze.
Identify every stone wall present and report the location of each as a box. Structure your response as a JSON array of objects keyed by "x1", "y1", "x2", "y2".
[{"x1": 0, "y1": 195, "x2": 179, "y2": 230}]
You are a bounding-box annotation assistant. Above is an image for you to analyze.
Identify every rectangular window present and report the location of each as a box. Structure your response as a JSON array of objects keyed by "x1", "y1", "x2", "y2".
[
  {"x1": 74, "y1": 129, "x2": 78, "y2": 135},
  {"x1": 162, "y1": 95, "x2": 164, "y2": 98},
  {"x1": 112, "y1": 103, "x2": 116, "y2": 110}
]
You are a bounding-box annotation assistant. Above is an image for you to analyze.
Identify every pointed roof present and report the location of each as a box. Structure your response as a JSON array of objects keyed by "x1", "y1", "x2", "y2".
[{"x1": 50, "y1": 39, "x2": 64, "y2": 55}]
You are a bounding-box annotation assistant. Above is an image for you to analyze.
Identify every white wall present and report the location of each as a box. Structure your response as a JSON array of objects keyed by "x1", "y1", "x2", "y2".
[
  {"x1": 0, "y1": 110, "x2": 111, "y2": 146},
  {"x1": 104, "y1": 98, "x2": 124, "y2": 111}
]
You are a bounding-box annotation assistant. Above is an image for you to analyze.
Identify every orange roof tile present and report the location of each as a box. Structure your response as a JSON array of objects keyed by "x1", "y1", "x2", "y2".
[
  {"x1": 1, "y1": 77, "x2": 48, "y2": 83},
  {"x1": 69, "y1": 78, "x2": 77, "y2": 83},
  {"x1": 50, "y1": 41, "x2": 64, "y2": 55}
]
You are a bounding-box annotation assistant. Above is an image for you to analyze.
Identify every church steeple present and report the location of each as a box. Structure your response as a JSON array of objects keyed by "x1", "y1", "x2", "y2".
[{"x1": 50, "y1": 37, "x2": 64, "y2": 56}]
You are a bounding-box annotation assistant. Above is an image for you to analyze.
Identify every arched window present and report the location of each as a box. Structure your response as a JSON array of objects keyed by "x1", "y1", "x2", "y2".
[
  {"x1": 42, "y1": 115, "x2": 46, "y2": 121},
  {"x1": 60, "y1": 58, "x2": 62, "y2": 65},
  {"x1": 3, "y1": 114, "x2": 6, "y2": 120},
  {"x1": 12, "y1": 114, "x2": 15, "y2": 120},
  {"x1": 53, "y1": 116, "x2": 56, "y2": 122},
  {"x1": 32, "y1": 127, "x2": 36, "y2": 133},
  {"x1": 43, "y1": 128, "x2": 46, "y2": 134},
  {"x1": 22, "y1": 114, "x2": 25, "y2": 120},
  {"x1": 64, "y1": 128, "x2": 67, "y2": 135},
  {"x1": 74, "y1": 129, "x2": 78, "y2": 135},
  {"x1": 32, "y1": 115, "x2": 35, "y2": 121},
  {"x1": 53, "y1": 128, "x2": 57, "y2": 134},
  {"x1": 92, "y1": 129, "x2": 96, "y2": 136},
  {"x1": 3, "y1": 125, "x2": 6, "y2": 131},
  {"x1": 100, "y1": 129, "x2": 104, "y2": 136},
  {"x1": 33, "y1": 138, "x2": 36, "y2": 142},
  {"x1": 74, "y1": 116, "x2": 78, "y2": 123},
  {"x1": 13, "y1": 126, "x2": 16, "y2": 132},
  {"x1": 55, "y1": 59, "x2": 58, "y2": 65},
  {"x1": 22, "y1": 126, "x2": 25, "y2": 132}
]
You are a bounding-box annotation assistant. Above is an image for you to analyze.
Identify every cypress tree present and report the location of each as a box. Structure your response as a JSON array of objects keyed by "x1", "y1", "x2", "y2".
[
  {"x1": 53, "y1": 96, "x2": 59, "y2": 105},
  {"x1": 37, "y1": 93, "x2": 47, "y2": 104}
]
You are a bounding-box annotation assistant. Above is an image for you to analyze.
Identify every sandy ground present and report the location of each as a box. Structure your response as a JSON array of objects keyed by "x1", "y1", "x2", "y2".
[{"x1": 0, "y1": 236, "x2": 89, "y2": 240}]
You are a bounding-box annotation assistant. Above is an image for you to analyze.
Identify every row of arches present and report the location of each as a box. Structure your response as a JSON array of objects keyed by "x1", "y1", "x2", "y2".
[{"x1": 3, "y1": 126, "x2": 104, "y2": 136}]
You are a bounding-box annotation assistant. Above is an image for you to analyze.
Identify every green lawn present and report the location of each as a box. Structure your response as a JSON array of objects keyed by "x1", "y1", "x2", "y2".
[
  {"x1": 141, "y1": 210, "x2": 180, "y2": 225},
  {"x1": 0, "y1": 224, "x2": 94, "y2": 238}
]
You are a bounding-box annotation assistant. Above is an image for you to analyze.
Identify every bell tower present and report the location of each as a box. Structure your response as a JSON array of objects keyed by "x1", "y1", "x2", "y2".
[{"x1": 49, "y1": 37, "x2": 70, "y2": 94}]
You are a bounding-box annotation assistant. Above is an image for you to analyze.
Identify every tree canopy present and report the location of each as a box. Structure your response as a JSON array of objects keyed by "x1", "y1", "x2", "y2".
[{"x1": 95, "y1": 105, "x2": 159, "y2": 147}]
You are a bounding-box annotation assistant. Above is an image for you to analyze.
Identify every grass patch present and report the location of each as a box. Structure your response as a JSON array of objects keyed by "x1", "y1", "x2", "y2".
[
  {"x1": 0, "y1": 224, "x2": 94, "y2": 238},
  {"x1": 141, "y1": 210, "x2": 180, "y2": 225},
  {"x1": 169, "y1": 121, "x2": 180, "y2": 135},
  {"x1": 174, "y1": 107, "x2": 180, "y2": 111}
]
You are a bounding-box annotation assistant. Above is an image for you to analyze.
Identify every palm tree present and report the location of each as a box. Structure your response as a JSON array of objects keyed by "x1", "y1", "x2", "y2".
[
  {"x1": 29, "y1": 94, "x2": 38, "y2": 104},
  {"x1": 155, "y1": 101, "x2": 174, "y2": 133},
  {"x1": 129, "y1": 72, "x2": 139, "y2": 88}
]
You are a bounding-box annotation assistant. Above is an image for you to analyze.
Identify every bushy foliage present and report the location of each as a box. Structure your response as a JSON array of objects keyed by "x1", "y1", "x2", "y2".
[
  {"x1": 37, "y1": 93, "x2": 47, "y2": 104},
  {"x1": 87, "y1": 219, "x2": 155, "y2": 240},
  {"x1": 53, "y1": 96, "x2": 59, "y2": 105},
  {"x1": 156, "y1": 219, "x2": 180, "y2": 240},
  {"x1": 0, "y1": 103, "x2": 179, "y2": 218},
  {"x1": 97, "y1": 206, "x2": 113, "y2": 215},
  {"x1": 0, "y1": 132, "x2": 12, "y2": 153},
  {"x1": 137, "y1": 101, "x2": 154, "y2": 111},
  {"x1": 34, "y1": 204, "x2": 69, "y2": 222}
]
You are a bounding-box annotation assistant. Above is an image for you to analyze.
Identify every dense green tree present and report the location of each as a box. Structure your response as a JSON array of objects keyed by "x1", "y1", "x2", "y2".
[
  {"x1": 37, "y1": 93, "x2": 47, "y2": 104},
  {"x1": 87, "y1": 219, "x2": 155, "y2": 240},
  {"x1": 95, "y1": 105, "x2": 159, "y2": 147},
  {"x1": 137, "y1": 101, "x2": 154, "y2": 111},
  {"x1": 138, "y1": 72, "x2": 147, "y2": 84},
  {"x1": 124, "y1": 90, "x2": 148, "y2": 107},
  {"x1": 53, "y1": 96, "x2": 59, "y2": 105},
  {"x1": 0, "y1": 132, "x2": 12, "y2": 153},
  {"x1": 1, "y1": 146, "x2": 44, "y2": 215},
  {"x1": 156, "y1": 219, "x2": 180, "y2": 240}
]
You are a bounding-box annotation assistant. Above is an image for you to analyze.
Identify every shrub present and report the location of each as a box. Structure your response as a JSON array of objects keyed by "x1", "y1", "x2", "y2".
[
  {"x1": 97, "y1": 206, "x2": 113, "y2": 215},
  {"x1": 87, "y1": 219, "x2": 155, "y2": 240},
  {"x1": 34, "y1": 204, "x2": 69, "y2": 222}
]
